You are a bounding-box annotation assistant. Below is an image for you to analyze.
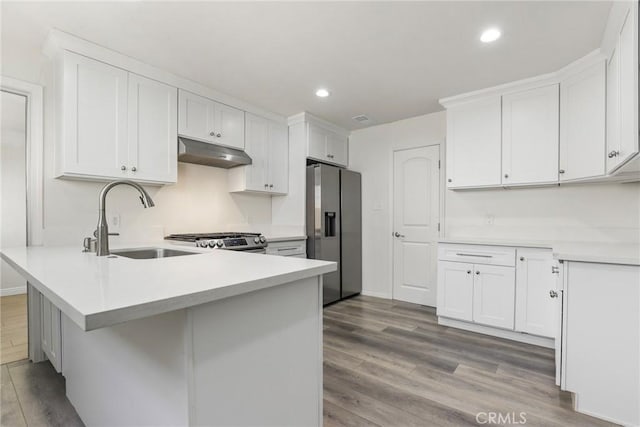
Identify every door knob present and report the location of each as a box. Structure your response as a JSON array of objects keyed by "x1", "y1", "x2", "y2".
[
  {"x1": 549, "y1": 290, "x2": 558, "y2": 298},
  {"x1": 608, "y1": 150, "x2": 620, "y2": 158},
  {"x1": 394, "y1": 232, "x2": 405, "y2": 238}
]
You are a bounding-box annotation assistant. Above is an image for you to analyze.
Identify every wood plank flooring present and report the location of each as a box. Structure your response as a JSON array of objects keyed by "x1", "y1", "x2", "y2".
[
  {"x1": 323, "y1": 295, "x2": 617, "y2": 427},
  {"x1": 1, "y1": 294, "x2": 28, "y2": 364},
  {"x1": 0, "y1": 294, "x2": 618, "y2": 426}
]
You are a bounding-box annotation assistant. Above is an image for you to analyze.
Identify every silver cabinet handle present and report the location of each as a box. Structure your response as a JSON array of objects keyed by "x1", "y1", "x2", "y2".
[
  {"x1": 608, "y1": 150, "x2": 620, "y2": 158},
  {"x1": 559, "y1": 169, "x2": 565, "y2": 174},
  {"x1": 504, "y1": 174, "x2": 509, "y2": 179},
  {"x1": 210, "y1": 131, "x2": 215, "y2": 137},
  {"x1": 394, "y1": 232, "x2": 405, "y2": 238},
  {"x1": 549, "y1": 290, "x2": 558, "y2": 298},
  {"x1": 447, "y1": 178, "x2": 452, "y2": 183},
  {"x1": 455, "y1": 253, "x2": 492, "y2": 258},
  {"x1": 519, "y1": 256, "x2": 525, "y2": 261},
  {"x1": 551, "y1": 266, "x2": 559, "y2": 274},
  {"x1": 277, "y1": 247, "x2": 298, "y2": 252},
  {"x1": 327, "y1": 154, "x2": 334, "y2": 159},
  {"x1": 121, "y1": 165, "x2": 127, "y2": 171},
  {"x1": 216, "y1": 133, "x2": 221, "y2": 138},
  {"x1": 475, "y1": 271, "x2": 480, "y2": 275},
  {"x1": 131, "y1": 167, "x2": 137, "y2": 172},
  {"x1": 466, "y1": 270, "x2": 471, "y2": 274},
  {"x1": 264, "y1": 184, "x2": 269, "y2": 188},
  {"x1": 269, "y1": 184, "x2": 274, "y2": 188}
]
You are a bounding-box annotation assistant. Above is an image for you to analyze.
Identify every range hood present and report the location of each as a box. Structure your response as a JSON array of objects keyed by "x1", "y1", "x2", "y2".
[{"x1": 178, "y1": 137, "x2": 252, "y2": 169}]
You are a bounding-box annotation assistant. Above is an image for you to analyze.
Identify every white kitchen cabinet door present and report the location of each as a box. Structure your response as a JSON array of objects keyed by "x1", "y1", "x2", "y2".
[
  {"x1": 306, "y1": 122, "x2": 348, "y2": 167},
  {"x1": 617, "y1": 6, "x2": 639, "y2": 169},
  {"x1": 268, "y1": 121, "x2": 289, "y2": 194},
  {"x1": 607, "y1": 45, "x2": 621, "y2": 172},
  {"x1": 60, "y1": 51, "x2": 128, "y2": 178},
  {"x1": 559, "y1": 61, "x2": 606, "y2": 181},
  {"x1": 243, "y1": 113, "x2": 269, "y2": 192},
  {"x1": 127, "y1": 74, "x2": 178, "y2": 184},
  {"x1": 502, "y1": 85, "x2": 559, "y2": 185},
  {"x1": 178, "y1": 89, "x2": 216, "y2": 144},
  {"x1": 214, "y1": 102, "x2": 245, "y2": 150},
  {"x1": 41, "y1": 294, "x2": 62, "y2": 373},
  {"x1": 472, "y1": 265, "x2": 515, "y2": 329},
  {"x1": 326, "y1": 130, "x2": 348, "y2": 166},
  {"x1": 514, "y1": 248, "x2": 556, "y2": 338},
  {"x1": 307, "y1": 123, "x2": 327, "y2": 161},
  {"x1": 445, "y1": 97, "x2": 502, "y2": 188},
  {"x1": 437, "y1": 261, "x2": 474, "y2": 322}
]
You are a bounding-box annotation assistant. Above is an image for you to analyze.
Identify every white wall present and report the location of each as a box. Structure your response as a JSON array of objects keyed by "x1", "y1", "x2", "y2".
[
  {"x1": 1, "y1": 91, "x2": 27, "y2": 295},
  {"x1": 349, "y1": 110, "x2": 640, "y2": 299}
]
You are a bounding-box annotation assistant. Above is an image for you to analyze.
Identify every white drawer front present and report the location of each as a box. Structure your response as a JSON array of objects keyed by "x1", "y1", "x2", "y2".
[
  {"x1": 266, "y1": 240, "x2": 306, "y2": 257},
  {"x1": 438, "y1": 244, "x2": 516, "y2": 267}
]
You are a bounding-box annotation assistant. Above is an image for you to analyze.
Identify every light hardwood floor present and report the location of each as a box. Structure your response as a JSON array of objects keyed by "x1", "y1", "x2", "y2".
[
  {"x1": 1, "y1": 294, "x2": 28, "y2": 364},
  {"x1": 322, "y1": 295, "x2": 616, "y2": 427}
]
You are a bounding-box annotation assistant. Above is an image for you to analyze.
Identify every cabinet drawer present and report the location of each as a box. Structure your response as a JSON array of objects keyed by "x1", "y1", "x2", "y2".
[
  {"x1": 266, "y1": 240, "x2": 306, "y2": 257},
  {"x1": 438, "y1": 244, "x2": 516, "y2": 267}
]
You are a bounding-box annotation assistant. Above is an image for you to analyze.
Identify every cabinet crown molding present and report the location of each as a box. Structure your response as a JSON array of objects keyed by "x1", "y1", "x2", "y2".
[
  {"x1": 439, "y1": 49, "x2": 605, "y2": 108},
  {"x1": 287, "y1": 111, "x2": 350, "y2": 137}
]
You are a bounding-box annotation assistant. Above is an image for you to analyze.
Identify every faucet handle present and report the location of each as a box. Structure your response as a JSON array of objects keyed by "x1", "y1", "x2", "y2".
[
  {"x1": 93, "y1": 229, "x2": 120, "y2": 238},
  {"x1": 83, "y1": 237, "x2": 97, "y2": 253}
]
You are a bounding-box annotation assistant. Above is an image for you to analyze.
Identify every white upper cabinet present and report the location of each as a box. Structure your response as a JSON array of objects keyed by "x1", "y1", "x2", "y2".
[
  {"x1": 514, "y1": 248, "x2": 556, "y2": 338},
  {"x1": 128, "y1": 74, "x2": 178, "y2": 183},
  {"x1": 559, "y1": 61, "x2": 606, "y2": 181},
  {"x1": 502, "y1": 84, "x2": 559, "y2": 185},
  {"x1": 607, "y1": 5, "x2": 639, "y2": 173},
  {"x1": 446, "y1": 97, "x2": 502, "y2": 188},
  {"x1": 178, "y1": 89, "x2": 245, "y2": 150},
  {"x1": 57, "y1": 51, "x2": 177, "y2": 184},
  {"x1": 228, "y1": 114, "x2": 288, "y2": 195},
  {"x1": 307, "y1": 122, "x2": 348, "y2": 167},
  {"x1": 59, "y1": 51, "x2": 128, "y2": 179}
]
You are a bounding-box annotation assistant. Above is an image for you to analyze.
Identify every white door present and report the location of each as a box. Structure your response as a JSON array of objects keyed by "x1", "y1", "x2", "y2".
[
  {"x1": 244, "y1": 113, "x2": 269, "y2": 192},
  {"x1": 214, "y1": 102, "x2": 245, "y2": 150},
  {"x1": 559, "y1": 61, "x2": 606, "y2": 181},
  {"x1": 436, "y1": 261, "x2": 474, "y2": 321},
  {"x1": 268, "y1": 121, "x2": 289, "y2": 194},
  {"x1": 392, "y1": 145, "x2": 440, "y2": 306},
  {"x1": 472, "y1": 265, "x2": 515, "y2": 329},
  {"x1": 127, "y1": 74, "x2": 177, "y2": 183},
  {"x1": 178, "y1": 89, "x2": 216, "y2": 143},
  {"x1": 514, "y1": 248, "x2": 556, "y2": 338},
  {"x1": 502, "y1": 84, "x2": 559, "y2": 185},
  {"x1": 445, "y1": 96, "x2": 502, "y2": 188},
  {"x1": 62, "y1": 51, "x2": 128, "y2": 178}
]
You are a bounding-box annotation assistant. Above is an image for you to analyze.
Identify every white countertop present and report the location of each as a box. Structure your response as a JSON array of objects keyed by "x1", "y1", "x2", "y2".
[
  {"x1": 439, "y1": 237, "x2": 640, "y2": 266},
  {"x1": 0, "y1": 242, "x2": 335, "y2": 331}
]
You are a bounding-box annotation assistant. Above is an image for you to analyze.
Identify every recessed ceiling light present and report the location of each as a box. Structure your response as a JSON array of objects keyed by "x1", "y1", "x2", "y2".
[
  {"x1": 315, "y1": 88, "x2": 330, "y2": 98},
  {"x1": 480, "y1": 28, "x2": 501, "y2": 43}
]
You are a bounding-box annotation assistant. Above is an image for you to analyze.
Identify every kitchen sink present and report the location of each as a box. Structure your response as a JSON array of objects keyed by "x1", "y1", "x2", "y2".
[{"x1": 111, "y1": 247, "x2": 199, "y2": 259}]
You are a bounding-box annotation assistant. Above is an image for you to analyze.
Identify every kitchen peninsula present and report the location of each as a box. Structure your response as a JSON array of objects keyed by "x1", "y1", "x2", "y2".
[{"x1": 0, "y1": 243, "x2": 335, "y2": 426}]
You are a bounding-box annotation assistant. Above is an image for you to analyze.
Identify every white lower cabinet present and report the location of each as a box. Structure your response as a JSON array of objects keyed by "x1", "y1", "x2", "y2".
[
  {"x1": 436, "y1": 261, "x2": 474, "y2": 322},
  {"x1": 40, "y1": 294, "x2": 62, "y2": 373},
  {"x1": 472, "y1": 265, "x2": 515, "y2": 329},
  {"x1": 265, "y1": 239, "x2": 307, "y2": 258},
  {"x1": 515, "y1": 248, "x2": 556, "y2": 338},
  {"x1": 437, "y1": 243, "x2": 556, "y2": 344}
]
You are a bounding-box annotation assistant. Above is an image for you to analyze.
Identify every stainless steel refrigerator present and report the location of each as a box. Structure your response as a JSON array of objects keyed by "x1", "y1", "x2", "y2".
[{"x1": 306, "y1": 164, "x2": 362, "y2": 305}]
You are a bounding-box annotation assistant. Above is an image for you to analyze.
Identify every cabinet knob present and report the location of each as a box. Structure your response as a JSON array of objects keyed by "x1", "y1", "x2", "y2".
[
  {"x1": 466, "y1": 270, "x2": 471, "y2": 274},
  {"x1": 447, "y1": 178, "x2": 452, "y2": 183},
  {"x1": 121, "y1": 165, "x2": 127, "y2": 171},
  {"x1": 519, "y1": 256, "x2": 525, "y2": 261},
  {"x1": 549, "y1": 290, "x2": 558, "y2": 298},
  {"x1": 264, "y1": 184, "x2": 268, "y2": 188},
  {"x1": 210, "y1": 131, "x2": 215, "y2": 136},
  {"x1": 551, "y1": 266, "x2": 559, "y2": 274},
  {"x1": 269, "y1": 184, "x2": 274, "y2": 188},
  {"x1": 504, "y1": 174, "x2": 509, "y2": 179},
  {"x1": 131, "y1": 166, "x2": 137, "y2": 172},
  {"x1": 216, "y1": 133, "x2": 221, "y2": 138},
  {"x1": 559, "y1": 169, "x2": 565, "y2": 174},
  {"x1": 475, "y1": 271, "x2": 480, "y2": 275},
  {"x1": 608, "y1": 150, "x2": 620, "y2": 158}
]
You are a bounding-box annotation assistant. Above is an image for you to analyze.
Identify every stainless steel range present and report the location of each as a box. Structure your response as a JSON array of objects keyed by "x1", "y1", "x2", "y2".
[{"x1": 165, "y1": 232, "x2": 267, "y2": 253}]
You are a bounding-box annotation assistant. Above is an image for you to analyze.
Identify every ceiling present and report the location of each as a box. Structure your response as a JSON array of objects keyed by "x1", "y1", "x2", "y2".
[{"x1": 1, "y1": 1, "x2": 612, "y2": 130}]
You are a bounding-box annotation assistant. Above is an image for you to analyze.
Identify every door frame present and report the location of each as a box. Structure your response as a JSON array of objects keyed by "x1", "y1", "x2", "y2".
[
  {"x1": 1, "y1": 76, "x2": 46, "y2": 362},
  {"x1": 390, "y1": 142, "x2": 445, "y2": 303}
]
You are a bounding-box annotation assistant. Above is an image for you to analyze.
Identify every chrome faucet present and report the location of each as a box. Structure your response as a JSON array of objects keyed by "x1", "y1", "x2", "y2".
[{"x1": 88, "y1": 180, "x2": 155, "y2": 256}]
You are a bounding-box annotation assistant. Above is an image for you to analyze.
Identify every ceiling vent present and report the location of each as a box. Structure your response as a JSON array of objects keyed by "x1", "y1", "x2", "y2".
[{"x1": 352, "y1": 114, "x2": 374, "y2": 125}]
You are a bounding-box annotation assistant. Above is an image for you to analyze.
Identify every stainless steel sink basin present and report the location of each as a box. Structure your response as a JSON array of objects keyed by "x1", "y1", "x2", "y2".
[{"x1": 111, "y1": 247, "x2": 199, "y2": 259}]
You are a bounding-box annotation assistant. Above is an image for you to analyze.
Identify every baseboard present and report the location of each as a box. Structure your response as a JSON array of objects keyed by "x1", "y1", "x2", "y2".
[
  {"x1": 360, "y1": 289, "x2": 392, "y2": 300},
  {"x1": 438, "y1": 316, "x2": 555, "y2": 349},
  {"x1": 0, "y1": 285, "x2": 27, "y2": 296}
]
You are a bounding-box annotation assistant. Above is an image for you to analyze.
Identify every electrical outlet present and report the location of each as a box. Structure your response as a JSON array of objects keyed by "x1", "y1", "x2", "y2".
[
  {"x1": 485, "y1": 215, "x2": 495, "y2": 225},
  {"x1": 109, "y1": 213, "x2": 121, "y2": 233}
]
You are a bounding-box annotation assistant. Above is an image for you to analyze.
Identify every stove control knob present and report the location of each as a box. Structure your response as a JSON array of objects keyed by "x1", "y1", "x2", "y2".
[
  {"x1": 259, "y1": 236, "x2": 266, "y2": 244},
  {"x1": 216, "y1": 240, "x2": 223, "y2": 248},
  {"x1": 254, "y1": 237, "x2": 260, "y2": 244},
  {"x1": 199, "y1": 240, "x2": 208, "y2": 248},
  {"x1": 208, "y1": 240, "x2": 216, "y2": 248}
]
